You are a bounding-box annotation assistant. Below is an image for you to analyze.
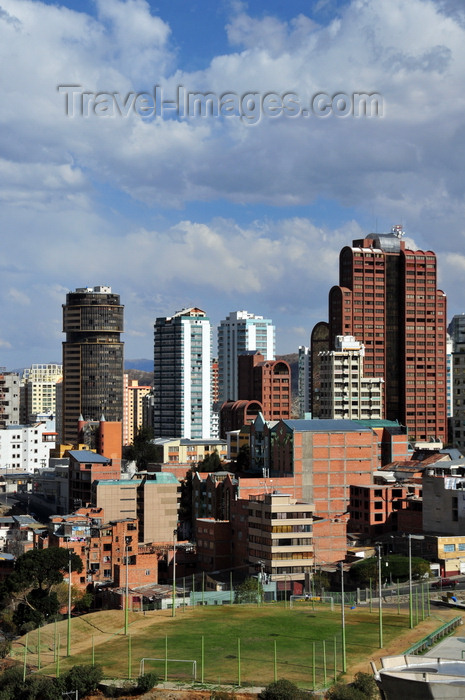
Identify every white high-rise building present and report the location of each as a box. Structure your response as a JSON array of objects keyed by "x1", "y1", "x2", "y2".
[
  {"x1": 319, "y1": 336, "x2": 383, "y2": 420},
  {"x1": 21, "y1": 363, "x2": 63, "y2": 423},
  {"x1": 217, "y1": 310, "x2": 275, "y2": 404},
  {"x1": 153, "y1": 307, "x2": 211, "y2": 439}
]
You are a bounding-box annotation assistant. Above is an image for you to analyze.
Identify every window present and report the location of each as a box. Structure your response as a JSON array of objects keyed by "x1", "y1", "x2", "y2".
[{"x1": 443, "y1": 544, "x2": 456, "y2": 552}]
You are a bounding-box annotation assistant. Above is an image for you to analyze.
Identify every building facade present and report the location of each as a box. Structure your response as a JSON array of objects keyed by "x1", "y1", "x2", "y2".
[
  {"x1": 122, "y1": 376, "x2": 151, "y2": 446},
  {"x1": 0, "y1": 372, "x2": 20, "y2": 428},
  {"x1": 217, "y1": 311, "x2": 275, "y2": 405},
  {"x1": 312, "y1": 229, "x2": 447, "y2": 442},
  {"x1": 62, "y1": 286, "x2": 124, "y2": 445},
  {"x1": 20, "y1": 364, "x2": 62, "y2": 423},
  {"x1": 298, "y1": 346, "x2": 311, "y2": 418},
  {"x1": 0, "y1": 423, "x2": 56, "y2": 473},
  {"x1": 153, "y1": 308, "x2": 212, "y2": 439},
  {"x1": 318, "y1": 335, "x2": 383, "y2": 420},
  {"x1": 448, "y1": 315, "x2": 465, "y2": 451}
]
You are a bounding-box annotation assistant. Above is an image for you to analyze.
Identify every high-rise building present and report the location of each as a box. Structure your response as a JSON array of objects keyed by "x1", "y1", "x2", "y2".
[
  {"x1": 20, "y1": 363, "x2": 62, "y2": 423},
  {"x1": 0, "y1": 371, "x2": 20, "y2": 428},
  {"x1": 122, "y1": 375, "x2": 151, "y2": 446},
  {"x1": 217, "y1": 311, "x2": 275, "y2": 405},
  {"x1": 153, "y1": 307, "x2": 211, "y2": 439},
  {"x1": 448, "y1": 314, "x2": 465, "y2": 450},
  {"x1": 62, "y1": 286, "x2": 124, "y2": 445},
  {"x1": 298, "y1": 346, "x2": 311, "y2": 418},
  {"x1": 318, "y1": 335, "x2": 383, "y2": 420},
  {"x1": 312, "y1": 228, "x2": 447, "y2": 442}
]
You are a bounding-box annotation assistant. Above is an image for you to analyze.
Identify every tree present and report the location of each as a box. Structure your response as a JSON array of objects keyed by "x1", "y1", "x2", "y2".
[
  {"x1": 258, "y1": 678, "x2": 312, "y2": 699},
  {"x1": 61, "y1": 664, "x2": 103, "y2": 697},
  {"x1": 8, "y1": 548, "x2": 82, "y2": 595},
  {"x1": 234, "y1": 577, "x2": 263, "y2": 604},
  {"x1": 4, "y1": 548, "x2": 82, "y2": 632},
  {"x1": 349, "y1": 554, "x2": 430, "y2": 586},
  {"x1": 198, "y1": 450, "x2": 222, "y2": 472},
  {"x1": 123, "y1": 427, "x2": 158, "y2": 469}
]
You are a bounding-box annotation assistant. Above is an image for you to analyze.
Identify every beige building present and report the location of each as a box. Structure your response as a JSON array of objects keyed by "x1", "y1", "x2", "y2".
[
  {"x1": 152, "y1": 437, "x2": 227, "y2": 464},
  {"x1": 247, "y1": 492, "x2": 314, "y2": 582},
  {"x1": 319, "y1": 336, "x2": 383, "y2": 420},
  {"x1": 123, "y1": 375, "x2": 151, "y2": 446},
  {"x1": 92, "y1": 472, "x2": 179, "y2": 544},
  {"x1": 21, "y1": 364, "x2": 63, "y2": 423}
]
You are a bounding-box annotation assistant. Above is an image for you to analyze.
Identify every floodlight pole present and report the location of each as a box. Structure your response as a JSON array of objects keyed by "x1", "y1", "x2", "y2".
[
  {"x1": 378, "y1": 545, "x2": 383, "y2": 649},
  {"x1": 125, "y1": 536, "x2": 130, "y2": 636},
  {"x1": 172, "y1": 529, "x2": 177, "y2": 618},
  {"x1": 67, "y1": 549, "x2": 72, "y2": 656},
  {"x1": 408, "y1": 534, "x2": 413, "y2": 629},
  {"x1": 340, "y1": 562, "x2": 346, "y2": 673}
]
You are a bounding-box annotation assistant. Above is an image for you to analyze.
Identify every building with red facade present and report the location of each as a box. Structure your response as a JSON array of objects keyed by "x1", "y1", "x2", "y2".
[
  {"x1": 312, "y1": 229, "x2": 447, "y2": 443},
  {"x1": 68, "y1": 449, "x2": 120, "y2": 511},
  {"x1": 220, "y1": 352, "x2": 291, "y2": 437}
]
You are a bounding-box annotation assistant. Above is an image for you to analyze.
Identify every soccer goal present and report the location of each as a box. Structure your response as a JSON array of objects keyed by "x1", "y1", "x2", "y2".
[{"x1": 139, "y1": 657, "x2": 197, "y2": 680}]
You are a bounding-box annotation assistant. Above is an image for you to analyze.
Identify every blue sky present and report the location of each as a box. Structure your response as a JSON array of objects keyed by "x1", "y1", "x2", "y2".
[{"x1": 1, "y1": 0, "x2": 465, "y2": 368}]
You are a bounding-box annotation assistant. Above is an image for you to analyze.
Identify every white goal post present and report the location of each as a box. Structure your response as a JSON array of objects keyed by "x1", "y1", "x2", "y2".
[{"x1": 139, "y1": 657, "x2": 197, "y2": 680}]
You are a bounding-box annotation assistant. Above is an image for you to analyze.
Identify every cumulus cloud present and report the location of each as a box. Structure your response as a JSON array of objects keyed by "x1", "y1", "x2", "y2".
[{"x1": 0, "y1": 0, "x2": 465, "y2": 366}]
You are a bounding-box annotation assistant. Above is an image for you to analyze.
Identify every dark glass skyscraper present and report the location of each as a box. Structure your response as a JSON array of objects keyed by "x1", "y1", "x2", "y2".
[{"x1": 62, "y1": 286, "x2": 124, "y2": 445}]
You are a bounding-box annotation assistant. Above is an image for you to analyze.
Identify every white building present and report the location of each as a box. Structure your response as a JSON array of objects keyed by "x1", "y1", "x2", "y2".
[
  {"x1": 0, "y1": 372, "x2": 20, "y2": 427},
  {"x1": 217, "y1": 310, "x2": 275, "y2": 405},
  {"x1": 298, "y1": 346, "x2": 311, "y2": 418},
  {"x1": 319, "y1": 335, "x2": 383, "y2": 420},
  {"x1": 153, "y1": 307, "x2": 212, "y2": 439},
  {"x1": 0, "y1": 423, "x2": 56, "y2": 473},
  {"x1": 21, "y1": 363, "x2": 62, "y2": 423}
]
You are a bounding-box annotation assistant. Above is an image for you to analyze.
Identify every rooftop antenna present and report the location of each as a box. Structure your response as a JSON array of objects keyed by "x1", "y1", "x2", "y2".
[{"x1": 391, "y1": 224, "x2": 405, "y2": 239}]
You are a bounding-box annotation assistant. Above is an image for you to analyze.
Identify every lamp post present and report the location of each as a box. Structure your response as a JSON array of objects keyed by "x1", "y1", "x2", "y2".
[
  {"x1": 172, "y1": 529, "x2": 177, "y2": 618},
  {"x1": 124, "y1": 535, "x2": 131, "y2": 636},
  {"x1": 340, "y1": 562, "x2": 347, "y2": 673},
  {"x1": 408, "y1": 534, "x2": 413, "y2": 629},
  {"x1": 377, "y1": 546, "x2": 383, "y2": 649},
  {"x1": 67, "y1": 550, "x2": 72, "y2": 656}
]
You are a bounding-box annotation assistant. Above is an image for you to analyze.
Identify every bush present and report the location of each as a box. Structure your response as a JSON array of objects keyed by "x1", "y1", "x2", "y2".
[
  {"x1": 136, "y1": 671, "x2": 158, "y2": 693},
  {"x1": 61, "y1": 664, "x2": 103, "y2": 696},
  {"x1": 352, "y1": 672, "x2": 379, "y2": 699},
  {"x1": 326, "y1": 673, "x2": 380, "y2": 700},
  {"x1": 0, "y1": 639, "x2": 11, "y2": 658},
  {"x1": 258, "y1": 678, "x2": 311, "y2": 699}
]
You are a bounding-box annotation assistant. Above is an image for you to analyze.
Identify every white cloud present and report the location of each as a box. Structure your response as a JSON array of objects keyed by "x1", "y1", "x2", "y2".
[{"x1": 0, "y1": 0, "x2": 465, "y2": 365}]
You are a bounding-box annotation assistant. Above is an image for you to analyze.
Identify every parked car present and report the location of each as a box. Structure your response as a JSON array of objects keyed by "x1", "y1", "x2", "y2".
[{"x1": 432, "y1": 578, "x2": 457, "y2": 589}]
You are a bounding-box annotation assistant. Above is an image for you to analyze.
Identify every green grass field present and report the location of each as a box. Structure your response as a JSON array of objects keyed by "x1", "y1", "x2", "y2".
[{"x1": 9, "y1": 601, "x2": 431, "y2": 690}]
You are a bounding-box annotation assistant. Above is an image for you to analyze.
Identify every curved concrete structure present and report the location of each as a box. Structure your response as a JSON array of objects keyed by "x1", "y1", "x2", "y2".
[{"x1": 372, "y1": 655, "x2": 465, "y2": 699}]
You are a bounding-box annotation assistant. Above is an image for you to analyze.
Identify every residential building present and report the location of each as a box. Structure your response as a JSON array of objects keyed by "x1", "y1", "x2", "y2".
[
  {"x1": 298, "y1": 346, "x2": 311, "y2": 418},
  {"x1": 20, "y1": 363, "x2": 62, "y2": 423},
  {"x1": 153, "y1": 307, "x2": 212, "y2": 439},
  {"x1": 348, "y1": 482, "x2": 422, "y2": 536},
  {"x1": 0, "y1": 372, "x2": 20, "y2": 428},
  {"x1": 68, "y1": 449, "x2": 120, "y2": 511},
  {"x1": 311, "y1": 228, "x2": 447, "y2": 442},
  {"x1": 247, "y1": 492, "x2": 314, "y2": 584},
  {"x1": 0, "y1": 423, "x2": 56, "y2": 473},
  {"x1": 448, "y1": 315, "x2": 465, "y2": 451},
  {"x1": 122, "y1": 376, "x2": 151, "y2": 447},
  {"x1": 319, "y1": 336, "x2": 383, "y2": 420},
  {"x1": 62, "y1": 286, "x2": 124, "y2": 445},
  {"x1": 220, "y1": 352, "x2": 291, "y2": 437},
  {"x1": 42, "y1": 512, "x2": 162, "y2": 589},
  {"x1": 217, "y1": 310, "x2": 275, "y2": 405},
  {"x1": 152, "y1": 437, "x2": 227, "y2": 465}
]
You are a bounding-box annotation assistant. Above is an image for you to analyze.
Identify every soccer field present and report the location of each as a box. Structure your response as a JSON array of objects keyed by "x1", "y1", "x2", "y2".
[{"x1": 10, "y1": 600, "x2": 426, "y2": 689}]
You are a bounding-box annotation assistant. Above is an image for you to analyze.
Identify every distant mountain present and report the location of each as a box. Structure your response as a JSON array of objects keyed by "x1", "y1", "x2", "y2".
[{"x1": 125, "y1": 359, "x2": 153, "y2": 372}]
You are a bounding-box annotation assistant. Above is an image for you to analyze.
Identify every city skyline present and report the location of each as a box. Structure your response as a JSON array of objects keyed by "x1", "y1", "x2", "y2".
[{"x1": 1, "y1": 0, "x2": 465, "y2": 368}]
